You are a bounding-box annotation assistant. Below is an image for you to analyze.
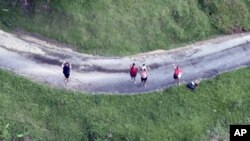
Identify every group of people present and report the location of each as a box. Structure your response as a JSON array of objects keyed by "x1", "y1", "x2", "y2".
[
  {"x1": 130, "y1": 63, "x2": 148, "y2": 87},
  {"x1": 61, "y1": 61, "x2": 184, "y2": 87},
  {"x1": 129, "y1": 63, "x2": 183, "y2": 87}
]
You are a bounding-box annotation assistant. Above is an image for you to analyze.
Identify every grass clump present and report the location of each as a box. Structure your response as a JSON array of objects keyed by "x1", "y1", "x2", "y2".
[
  {"x1": 198, "y1": 0, "x2": 250, "y2": 33},
  {"x1": 0, "y1": 68, "x2": 250, "y2": 140}
]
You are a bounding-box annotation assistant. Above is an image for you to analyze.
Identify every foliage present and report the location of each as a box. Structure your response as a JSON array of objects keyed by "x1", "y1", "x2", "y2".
[
  {"x1": 0, "y1": 0, "x2": 250, "y2": 56},
  {"x1": 0, "y1": 67, "x2": 249, "y2": 140}
]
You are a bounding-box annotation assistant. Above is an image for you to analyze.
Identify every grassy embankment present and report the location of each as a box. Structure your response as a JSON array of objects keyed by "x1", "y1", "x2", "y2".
[
  {"x1": 0, "y1": 0, "x2": 250, "y2": 56},
  {"x1": 0, "y1": 67, "x2": 249, "y2": 141}
]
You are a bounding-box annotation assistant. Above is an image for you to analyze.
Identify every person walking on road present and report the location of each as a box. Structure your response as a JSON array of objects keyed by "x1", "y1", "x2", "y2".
[
  {"x1": 62, "y1": 61, "x2": 72, "y2": 84},
  {"x1": 130, "y1": 63, "x2": 138, "y2": 84},
  {"x1": 140, "y1": 68, "x2": 148, "y2": 87},
  {"x1": 141, "y1": 64, "x2": 148, "y2": 72},
  {"x1": 173, "y1": 63, "x2": 182, "y2": 85}
]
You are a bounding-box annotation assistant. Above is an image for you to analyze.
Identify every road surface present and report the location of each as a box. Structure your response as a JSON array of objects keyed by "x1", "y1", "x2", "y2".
[{"x1": 0, "y1": 30, "x2": 250, "y2": 94}]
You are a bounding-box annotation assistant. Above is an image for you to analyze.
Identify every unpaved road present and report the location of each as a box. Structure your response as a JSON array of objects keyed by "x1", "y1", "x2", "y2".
[{"x1": 0, "y1": 30, "x2": 250, "y2": 94}]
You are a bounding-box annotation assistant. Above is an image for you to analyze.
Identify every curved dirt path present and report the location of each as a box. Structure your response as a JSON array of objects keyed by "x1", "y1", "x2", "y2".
[{"x1": 0, "y1": 30, "x2": 250, "y2": 94}]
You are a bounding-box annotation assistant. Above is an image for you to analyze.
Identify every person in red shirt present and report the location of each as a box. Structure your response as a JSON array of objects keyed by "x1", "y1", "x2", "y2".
[
  {"x1": 130, "y1": 63, "x2": 138, "y2": 84},
  {"x1": 173, "y1": 63, "x2": 182, "y2": 85}
]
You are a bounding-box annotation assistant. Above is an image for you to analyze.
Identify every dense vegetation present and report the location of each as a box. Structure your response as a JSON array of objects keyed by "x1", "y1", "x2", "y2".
[
  {"x1": 0, "y1": 67, "x2": 249, "y2": 141},
  {"x1": 1, "y1": 0, "x2": 250, "y2": 56}
]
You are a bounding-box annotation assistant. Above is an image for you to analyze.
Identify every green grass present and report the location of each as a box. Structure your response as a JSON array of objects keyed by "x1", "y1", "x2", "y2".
[
  {"x1": 0, "y1": 67, "x2": 250, "y2": 141},
  {"x1": 1, "y1": 0, "x2": 250, "y2": 56}
]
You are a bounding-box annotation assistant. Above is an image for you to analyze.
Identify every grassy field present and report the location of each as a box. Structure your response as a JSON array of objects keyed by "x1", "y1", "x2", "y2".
[
  {"x1": 0, "y1": 67, "x2": 249, "y2": 141},
  {"x1": 1, "y1": 0, "x2": 250, "y2": 56}
]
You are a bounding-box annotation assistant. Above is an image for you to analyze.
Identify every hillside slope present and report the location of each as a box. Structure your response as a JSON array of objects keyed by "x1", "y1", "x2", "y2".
[{"x1": 1, "y1": 0, "x2": 250, "y2": 56}]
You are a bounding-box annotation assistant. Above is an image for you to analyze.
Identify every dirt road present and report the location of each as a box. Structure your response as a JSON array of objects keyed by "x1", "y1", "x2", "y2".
[{"x1": 0, "y1": 30, "x2": 250, "y2": 94}]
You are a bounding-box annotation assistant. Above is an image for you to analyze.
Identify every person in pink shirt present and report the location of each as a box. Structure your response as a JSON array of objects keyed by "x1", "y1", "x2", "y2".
[
  {"x1": 173, "y1": 63, "x2": 182, "y2": 85},
  {"x1": 140, "y1": 68, "x2": 148, "y2": 87},
  {"x1": 130, "y1": 63, "x2": 138, "y2": 84}
]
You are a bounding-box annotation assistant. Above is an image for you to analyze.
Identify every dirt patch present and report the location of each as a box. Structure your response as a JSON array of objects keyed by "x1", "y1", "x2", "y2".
[
  {"x1": 78, "y1": 63, "x2": 162, "y2": 73},
  {"x1": 148, "y1": 63, "x2": 162, "y2": 69},
  {"x1": 45, "y1": 51, "x2": 71, "y2": 60},
  {"x1": 231, "y1": 26, "x2": 248, "y2": 34},
  {"x1": 14, "y1": 28, "x2": 78, "y2": 51},
  {"x1": 30, "y1": 54, "x2": 61, "y2": 66},
  {"x1": 80, "y1": 65, "x2": 127, "y2": 73}
]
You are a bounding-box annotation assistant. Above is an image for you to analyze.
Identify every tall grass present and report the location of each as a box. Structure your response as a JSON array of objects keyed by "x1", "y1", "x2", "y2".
[
  {"x1": 0, "y1": 67, "x2": 250, "y2": 140},
  {"x1": 1, "y1": 0, "x2": 250, "y2": 56}
]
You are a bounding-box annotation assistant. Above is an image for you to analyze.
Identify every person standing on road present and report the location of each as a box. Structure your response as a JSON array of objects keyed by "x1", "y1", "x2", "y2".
[
  {"x1": 130, "y1": 63, "x2": 138, "y2": 84},
  {"x1": 62, "y1": 61, "x2": 72, "y2": 84},
  {"x1": 140, "y1": 68, "x2": 148, "y2": 87},
  {"x1": 173, "y1": 63, "x2": 182, "y2": 85},
  {"x1": 141, "y1": 64, "x2": 148, "y2": 73}
]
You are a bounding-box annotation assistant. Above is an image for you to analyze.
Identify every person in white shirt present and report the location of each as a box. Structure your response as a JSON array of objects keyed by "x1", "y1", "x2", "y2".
[
  {"x1": 141, "y1": 64, "x2": 148, "y2": 72},
  {"x1": 140, "y1": 68, "x2": 148, "y2": 87}
]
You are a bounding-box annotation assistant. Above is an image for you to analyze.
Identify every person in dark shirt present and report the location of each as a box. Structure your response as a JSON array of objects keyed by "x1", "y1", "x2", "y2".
[{"x1": 62, "y1": 61, "x2": 72, "y2": 84}]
